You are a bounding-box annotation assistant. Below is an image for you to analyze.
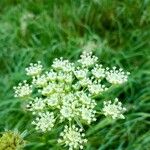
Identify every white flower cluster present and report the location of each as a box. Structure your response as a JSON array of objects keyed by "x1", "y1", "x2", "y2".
[
  {"x1": 78, "y1": 51, "x2": 98, "y2": 67},
  {"x1": 13, "y1": 52, "x2": 130, "y2": 149},
  {"x1": 25, "y1": 61, "x2": 42, "y2": 76},
  {"x1": 58, "y1": 125, "x2": 87, "y2": 150},
  {"x1": 13, "y1": 80, "x2": 32, "y2": 98},
  {"x1": 106, "y1": 67, "x2": 130, "y2": 84},
  {"x1": 102, "y1": 98, "x2": 127, "y2": 119},
  {"x1": 52, "y1": 57, "x2": 74, "y2": 72},
  {"x1": 91, "y1": 64, "x2": 106, "y2": 79},
  {"x1": 26, "y1": 97, "x2": 46, "y2": 114},
  {"x1": 32, "y1": 112, "x2": 55, "y2": 132}
]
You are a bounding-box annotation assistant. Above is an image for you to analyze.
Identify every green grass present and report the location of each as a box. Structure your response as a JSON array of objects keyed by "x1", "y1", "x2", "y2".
[{"x1": 0, "y1": 0, "x2": 150, "y2": 149}]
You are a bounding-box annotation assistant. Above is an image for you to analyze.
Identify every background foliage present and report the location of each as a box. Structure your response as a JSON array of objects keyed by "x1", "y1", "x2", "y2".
[{"x1": 0, "y1": 0, "x2": 150, "y2": 150}]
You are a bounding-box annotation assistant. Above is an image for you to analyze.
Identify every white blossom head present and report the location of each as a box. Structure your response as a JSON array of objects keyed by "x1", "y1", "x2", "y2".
[
  {"x1": 88, "y1": 81, "x2": 108, "y2": 95},
  {"x1": 106, "y1": 67, "x2": 130, "y2": 84},
  {"x1": 60, "y1": 93, "x2": 78, "y2": 121},
  {"x1": 46, "y1": 70, "x2": 57, "y2": 81},
  {"x1": 32, "y1": 112, "x2": 55, "y2": 132},
  {"x1": 92, "y1": 64, "x2": 106, "y2": 79},
  {"x1": 80, "y1": 106, "x2": 96, "y2": 124},
  {"x1": 102, "y1": 98, "x2": 127, "y2": 119},
  {"x1": 78, "y1": 51, "x2": 98, "y2": 67},
  {"x1": 58, "y1": 125, "x2": 87, "y2": 150},
  {"x1": 41, "y1": 83, "x2": 56, "y2": 96},
  {"x1": 25, "y1": 61, "x2": 42, "y2": 76},
  {"x1": 79, "y1": 78, "x2": 92, "y2": 87},
  {"x1": 13, "y1": 50, "x2": 130, "y2": 149},
  {"x1": 75, "y1": 91, "x2": 96, "y2": 108},
  {"x1": 57, "y1": 72, "x2": 73, "y2": 83},
  {"x1": 52, "y1": 58, "x2": 74, "y2": 72},
  {"x1": 45, "y1": 93, "x2": 60, "y2": 108},
  {"x1": 13, "y1": 80, "x2": 32, "y2": 97},
  {"x1": 74, "y1": 67, "x2": 88, "y2": 79},
  {"x1": 32, "y1": 74, "x2": 47, "y2": 87},
  {"x1": 60, "y1": 105, "x2": 74, "y2": 121},
  {"x1": 26, "y1": 97, "x2": 46, "y2": 114}
]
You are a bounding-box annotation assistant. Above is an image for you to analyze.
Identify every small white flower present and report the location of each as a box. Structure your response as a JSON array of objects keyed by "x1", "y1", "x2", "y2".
[
  {"x1": 32, "y1": 75, "x2": 47, "y2": 87},
  {"x1": 79, "y1": 78, "x2": 92, "y2": 87},
  {"x1": 41, "y1": 83, "x2": 56, "y2": 96},
  {"x1": 13, "y1": 80, "x2": 32, "y2": 97},
  {"x1": 32, "y1": 112, "x2": 55, "y2": 132},
  {"x1": 46, "y1": 70, "x2": 57, "y2": 81},
  {"x1": 76, "y1": 91, "x2": 96, "y2": 109},
  {"x1": 60, "y1": 93, "x2": 78, "y2": 121},
  {"x1": 62, "y1": 93, "x2": 76, "y2": 105},
  {"x1": 25, "y1": 61, "x2": 42, "y2": 76},
  {"x1": 52, "y1": 58, "x2": 74, "y2": 72},
  {"x1": 60, "y1": 105, "x2": 74, "y2": 121},
  {"x1": 57, "y1": 72, "x2": 73, "y2": 83},
  {"x1": 78, "y1": 51, "x2": 98, "y2": 67},
  {"x1": 74, "y1": 68, "x2": 88, "y2": 79},
  {"x1": 45, "y1": 93, "x2": 60, "y2": 107},
  {"x1": 88, "y1": 82, "x2": 107, "y2": 95},
  {"x1": 58, "y1": 125, "x2": 87, "y2": 150},
  {"x1": 102, "y1": 98, "x2": 127, "y2": 119},
  {"x1": 80, "y1": 106, "x2": 96, "y2": 124},
  {"x1": 26, "y1": 97, "x2": 46, "y2": 113},
  {"x1": 92, "y1": 64, "x2": 106, "y2": 79},
  {"x1": 106, "y1": 67, "x2": 130, "y2": 84}
]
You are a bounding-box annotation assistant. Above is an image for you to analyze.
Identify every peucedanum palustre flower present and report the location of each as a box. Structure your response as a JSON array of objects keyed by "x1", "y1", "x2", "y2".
[{"x1": 13, "y1": 51, "x2": 130, "y2": 149}]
